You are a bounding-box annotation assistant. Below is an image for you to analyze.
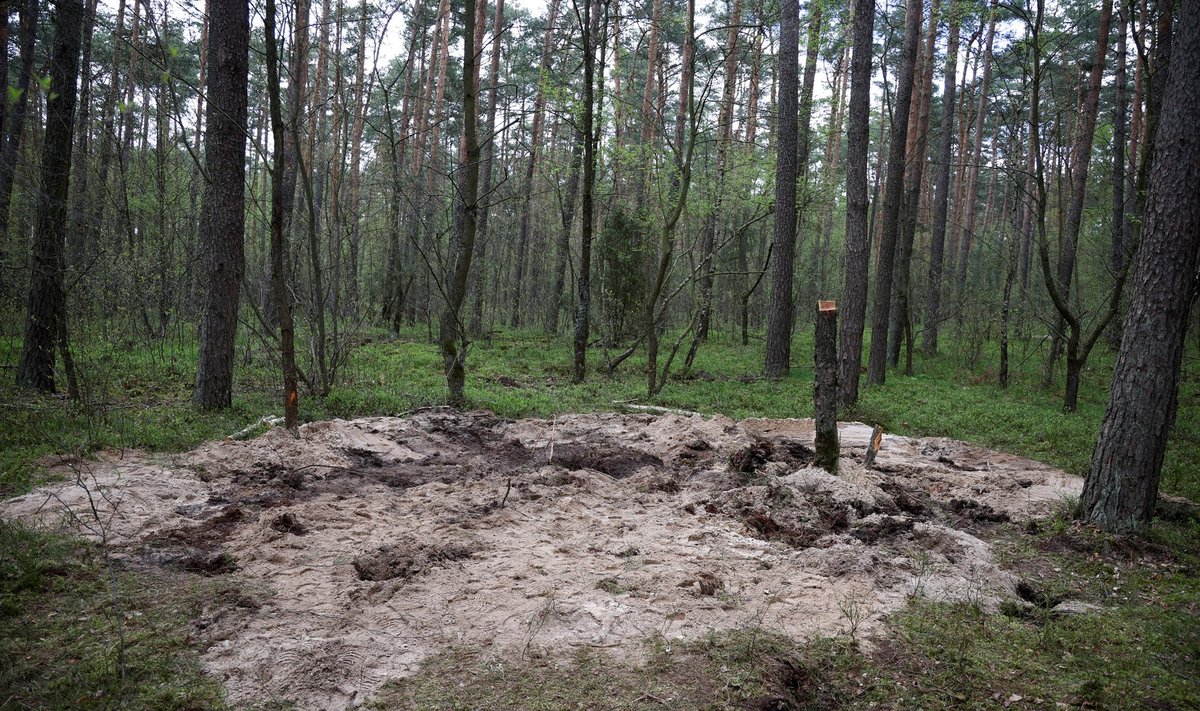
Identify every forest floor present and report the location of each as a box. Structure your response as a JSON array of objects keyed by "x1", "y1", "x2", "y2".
[{"x1": 1, "y1": 328, "x2": 1198, "y2": 709}]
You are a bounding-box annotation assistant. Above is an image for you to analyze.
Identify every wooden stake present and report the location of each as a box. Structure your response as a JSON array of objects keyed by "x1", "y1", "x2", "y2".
[{"x1": 814, "y1": 301, "x2": 839, "y2": 472}]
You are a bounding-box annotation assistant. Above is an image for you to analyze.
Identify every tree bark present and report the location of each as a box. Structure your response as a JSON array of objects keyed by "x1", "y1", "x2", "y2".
[
  {"x1": 837, "y1": 0, "x2": 875, "y2": 406},
  {"x1": 763, "y1": 0, "x2": 800, "y2": 378},
  {"x1": 922, "y1": 0, "x2": 960, "y2": 355},
  {"x1": 264, "y1": 0, "x2": 299, "y2": 428},
  {"x1": 17, "y1": 0, "x2": 82, "y2": 393},
  {"x1": 814, "y1": 301, "x2": 839, "y2": 473},
  {"x1": 1079, "y1": 0, "x2": 1200, "y2": 532},
  {"x1": 572, "y1": 0, "x2": 603, "y2": 383},
  {"x1": 193, "y1": 0, "x2": 250, "y2": 408},
  {"x1": 440, "y1": 0, "x2": 482, "y2": 405},
  {"x1": 0, "y1": 0, "x2": 38, "y2": 242}
]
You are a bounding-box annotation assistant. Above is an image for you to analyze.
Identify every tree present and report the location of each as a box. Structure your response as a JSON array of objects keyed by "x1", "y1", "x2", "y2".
[
  {"x1": 837, "y1": 0, "x2": 876, "y2": 406},
  {"x1": 922, "y1": 0, "x2": 961, "y2": 356},
  {"x1": 439, "y1": 0, "x2": 483, "y2": 405},
  {"x1": 17, "y1": 0, "x2": 83, "y2": 394},
  {"x1": 0, "y1": 0, "x2": 38, "y2": 242},
  {"x1": 572, "y1": 0, "x2": 604, "y2": 383},
  {"x1": 1078, "y1": 0, "x2": 1200, "y2": 533},
  {"x1": 512, "y1": 0, "x2": 560, "y2": 329},
  {"x1": 865, "y1": 0, "x2": 922, "y2": 386},
  {"x1": 264, "y1": 0, "x2": 299, "y2": 428},
  {"x1": 193, "y1": 0, "x2": 250, "y2": 408},
  {"x1": 763, "y1": 0, "x2": 799, "y2": 378},
  {"x1": 1041, "y1": 0, "x2": 1114, "y2": 389}
]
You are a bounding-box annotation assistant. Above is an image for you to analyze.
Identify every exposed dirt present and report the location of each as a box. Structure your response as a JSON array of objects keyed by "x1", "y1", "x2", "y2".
[{"x1": 1, "y1": 410, "x2": 1085, "y2": 710}]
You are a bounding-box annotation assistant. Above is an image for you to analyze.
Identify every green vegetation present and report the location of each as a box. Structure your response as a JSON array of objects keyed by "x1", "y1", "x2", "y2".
[
  {"x1": 3, "y1": 327, "x2": 1197, "y2": 499},
  {"x1": 1, "y1": 328, "x2": 1197, "y2": 709},
  {"x1": 0, "y1": 520, "x2": 228, "y2": 710}
]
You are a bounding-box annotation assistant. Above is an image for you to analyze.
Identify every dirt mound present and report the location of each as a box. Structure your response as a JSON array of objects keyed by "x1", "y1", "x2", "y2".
[{"x1": 1, "y1": 410, "x2": 1084, "y2": 710}]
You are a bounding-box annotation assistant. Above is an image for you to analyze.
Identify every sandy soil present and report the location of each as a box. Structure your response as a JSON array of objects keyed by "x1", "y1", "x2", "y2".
[{"x1": 2, "y1": 410, "x2": 1083, "y2": 710}]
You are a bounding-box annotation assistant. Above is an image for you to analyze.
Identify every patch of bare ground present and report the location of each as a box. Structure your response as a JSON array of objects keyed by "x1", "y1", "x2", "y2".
[{"x1": 1, "y1": 410, "x2": 1087, "y2": 709}]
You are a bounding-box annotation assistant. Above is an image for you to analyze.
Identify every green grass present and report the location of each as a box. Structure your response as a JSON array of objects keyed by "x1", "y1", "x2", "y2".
[
  {"x1": 11, "y1": 323, "x2": 1192, "y2": 497},
  {"x1": 370, "y1": 629, "x2": 851, "y2": 710},
  {"x1": 0, "y1": 519, "x2": 229, "y2": 709},
  {"x1": 1, "y1": 324, "x2": 1197, "y2": 709}
]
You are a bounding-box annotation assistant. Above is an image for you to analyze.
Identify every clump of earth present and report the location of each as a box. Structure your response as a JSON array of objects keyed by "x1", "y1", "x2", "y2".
[{"x1": 2, "y1": 410, "x2": 1084, "y2": 710}]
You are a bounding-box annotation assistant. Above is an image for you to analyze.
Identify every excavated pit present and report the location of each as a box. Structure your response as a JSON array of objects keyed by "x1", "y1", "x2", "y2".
[{"x1": 1, "y1": 409, "x2": 1084, "y2": 710}]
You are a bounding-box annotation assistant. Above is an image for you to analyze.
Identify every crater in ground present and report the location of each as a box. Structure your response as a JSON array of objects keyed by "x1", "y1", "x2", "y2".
[{"x1": 1, "y1": 409, "x2": 1083, "y2": 710}]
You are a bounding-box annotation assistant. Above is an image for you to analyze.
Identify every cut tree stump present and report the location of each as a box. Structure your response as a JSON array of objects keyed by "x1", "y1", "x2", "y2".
[{"x1": 814, "y1": 301, "x2": 839, "y2": 473}]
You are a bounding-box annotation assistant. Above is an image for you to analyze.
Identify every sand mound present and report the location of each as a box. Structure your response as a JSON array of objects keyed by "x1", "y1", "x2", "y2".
[{"x1": 2, "y1": 410, "x2": 1082, "y2": 710}]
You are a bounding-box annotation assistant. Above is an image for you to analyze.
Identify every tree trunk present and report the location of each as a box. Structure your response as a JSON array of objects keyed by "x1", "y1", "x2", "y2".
[
  {"x1": 512, "y1": 0, "x2": 560, "y2": 329},
  {"x1": 1043, "y1": 0, "x2": 1113, "y2": 382},
  {"x1": 922, "y1": 0, "x2": 960, "y2": 355},
  {"x1": 17, "y1": 0, "x2": 82, "y2": 393},
  {"x1": 889, "y1": 0, "x2": 938, "y2": 369},
  {"x1": 0, "y1": 0, "x2": 38, "y2": 241},
  {"x1": 1108, "y1": 6, "x2": 1130, "y2": 351},
  {"x1": 763, "y1": 0, "x2": 800, "y2": 378},
  {"x1": 1079, "y1": 0, "x2": 1199, "y2": 533},
  {"x1": 837, "y1": 0, "x2": 875, "y2": 406},
  {"x1": 865, "y1": 0, "x2": 921, "y2": 386},
  {"x1": 440, "y1": 0, "x2": 482, "y2": 405},
  {"x1": 814, "y1": 301, "x2": 839, "y2": 472},
  {"x1": 193, "y1": 0, "x2": 250, "y2": 408},
  {"x1": 572, "y1": 0, "x2": 603, "y2": 383},
  {"x1": 469, "y1": 0, "x2": 506, "y2": 335},
  {"x1": 264, "y1": 0, "x2": 299, "y2": 428}
]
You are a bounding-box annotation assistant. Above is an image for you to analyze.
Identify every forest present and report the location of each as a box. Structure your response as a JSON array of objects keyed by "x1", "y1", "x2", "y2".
[{"x1": 1, "y1": 0, "x2": 1198, "y2": 706}]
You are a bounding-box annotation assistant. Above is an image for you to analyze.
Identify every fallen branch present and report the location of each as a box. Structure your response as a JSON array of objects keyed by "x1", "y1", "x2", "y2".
[
  {"x1": 612, "y1": 401, "x2": 706, "y2": 418},
  {"x1": 229, "y1": 415, "x2": 284, "y2": 441}
]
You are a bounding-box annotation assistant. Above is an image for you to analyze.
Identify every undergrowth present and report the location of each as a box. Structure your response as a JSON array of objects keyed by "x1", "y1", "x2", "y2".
[{"x1": 0, "y1": 519, "x2": 228, "y2": 709}]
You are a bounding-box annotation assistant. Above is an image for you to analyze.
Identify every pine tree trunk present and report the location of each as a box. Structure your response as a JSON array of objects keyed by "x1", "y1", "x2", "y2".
[
  {"x1": 469, "y1": 0, "x2": 506, "y2": 335},
  {"x1": 922, "y1": 0, "x2": 960, "y2": 355},
  {"x1": 193, "y1": 0, "x2": 249, "y2": 408},
  {"x1": 1108, "y1": 7, "x2": 1130, "y2": 351},
  {"x1": 17, "y1": 0, "x2": 82, "y2": 393},
  {"x1": 836, "y1": 0, "x2": 875, "y2": 406},
  {"x1": 1079, "y1": 0, "x2": 1199, "y2": 532},
  {"x1": 440, "y1": 0, "x2": 482, "y2": 405},
  {"x1": 572, "y1": 0, "x2": 603, "y2": 383},
  {"x1": 264, "y1": 0, "x2": 299, "y2": 428},
  {"x1": 512, "y1": 0, "x2": 560, "y2": 329},
  {"x1": 763, "y1": 0, "x2": 800, "y2": 378},
  {"x1": 0, "y1": 0, "x2": 38, "y2": 242},
  {"x1": 1043, "y1": 0, "x2": 1113, "y2": 381},
  {"x1": 865, "y1": 0, "x2": 921, "y2": 386},
  {"x1": 889, "y1": 0, "x2": 938, "y2": 369}
]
